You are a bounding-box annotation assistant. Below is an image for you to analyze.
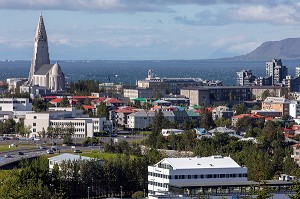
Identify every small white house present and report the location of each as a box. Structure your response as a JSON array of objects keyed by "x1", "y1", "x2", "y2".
[
  {"x1": 161, "y1": 129, "x2": 184, "y2": 137},
  {"x1": 48, "y1": 153, "x2": 93, "y2": 171}
]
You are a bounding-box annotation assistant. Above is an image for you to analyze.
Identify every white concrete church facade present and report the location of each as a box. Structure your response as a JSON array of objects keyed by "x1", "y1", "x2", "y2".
[{"x1": 22, "y1": 15, "x2": 65, "y2": 93}]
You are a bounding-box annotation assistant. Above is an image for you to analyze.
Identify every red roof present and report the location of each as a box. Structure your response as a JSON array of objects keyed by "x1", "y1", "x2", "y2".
[
  {"x1": 88, "y1": 96, "x2": 100, "y2": 99},
  {"x1": 265, "y1": 117, "x2": 274, "y2": 121},
  {"x1": 292, "y1": 125, "x2": 300, "y2": 130},
  {"x1": 82, "y1": 105, "x2": 95, "y2": 109},
  {"x1": 284, "y1": 133, "x2": 295, "y2": 138},
  {"x1": 43, "y1": 96, "x2": 57, "y2": 99},
  {"x1": 232, "y1": 114, "x2": 264, "y2": 119},
  {"x1": 195, "y1": 108, "x2": 212, "y2": 114},
  {"x1": 117, "y1": 106, "x2": 134, "y2": 110},
  {"x1": 106, "y1": 98, "x2": 123, "y2": 104},
  {"x1": 283, "y1": 127, "x2": 293, "y2": 131},
  {"x1": 91, "y1": 97, "x2": 107, "y2": 103},
  {"x1": 115, "y1": 109, "x2": 134, "y2": 113},
  {"x1": 50, "y1": 98, "x2": 63, "y2": 103},
  {"x1": 292, "y1": 143, "x2": 300, "y2": 147}
]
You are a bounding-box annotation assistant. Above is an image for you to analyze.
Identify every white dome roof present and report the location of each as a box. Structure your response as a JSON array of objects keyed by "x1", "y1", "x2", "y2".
[{"x1": 51, "y1": 62, "x2": 61, "y2": 76}]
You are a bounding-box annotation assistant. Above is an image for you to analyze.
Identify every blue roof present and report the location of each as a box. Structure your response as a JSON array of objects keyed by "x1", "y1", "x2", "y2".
[
  {"x1": 194, "y1": 128, "x2": 208, "y2": 135},
  {"x1": 174, "y1": 106, "x2": 185, "y2": 111}
]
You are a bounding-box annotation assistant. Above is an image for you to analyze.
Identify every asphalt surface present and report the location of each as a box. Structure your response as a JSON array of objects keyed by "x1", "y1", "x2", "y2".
[{"x1": 0, "y1": 134, "x2": 146, "y2": 167}]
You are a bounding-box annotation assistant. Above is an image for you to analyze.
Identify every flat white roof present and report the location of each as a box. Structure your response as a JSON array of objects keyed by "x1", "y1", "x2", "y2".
[
  {"x1": 48, "y1": 153, "x2": 92, "y2": 163},
  {"x1": 156, "y1": 156, "x2": 243, "y2": 169}
]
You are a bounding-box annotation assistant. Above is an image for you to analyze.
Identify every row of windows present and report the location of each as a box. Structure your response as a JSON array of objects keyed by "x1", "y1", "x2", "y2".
[
  {"x1": 148, "y1": 172, "x2": 247, "y2": 179},
  {"x1": 50, "y1": 122, "x2": 85, "y2": 126},
  {"x1": 148, "y1": 181, "x2": 168, "y2": 188}
]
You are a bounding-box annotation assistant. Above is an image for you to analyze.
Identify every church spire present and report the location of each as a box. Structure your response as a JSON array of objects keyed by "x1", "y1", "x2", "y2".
[
  {"x1": 35, "y1": 14, "x2": 47, "y2": 43},
  {"x1": 28, "y1": 14, "x2": 50, "y2": 85}
]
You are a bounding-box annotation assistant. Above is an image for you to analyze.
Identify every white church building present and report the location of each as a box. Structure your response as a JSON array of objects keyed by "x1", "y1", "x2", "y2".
[{"x1": 21, "y1": 15, "x2": 65, "y2": 94}]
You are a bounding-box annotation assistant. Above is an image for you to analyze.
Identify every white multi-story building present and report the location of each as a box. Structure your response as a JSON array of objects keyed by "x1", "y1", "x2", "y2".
[
  {"x1": 24, "y1": 109, "x2": 110, "y2": 138},
  {"x1": 126, "y1": 110, "x2": 175, "y2": 129},
  {"x1": 148, "y1": 156, "x2": 248, "y2": 196},
  {"x1": 0, "y1": 98, "x2": 33, "y2": 121},
  {"x1": 123, "y1": 87, "x2": 154, "y2": 99},
  {"x1": 126, "y1": 110, "x2": 155, "y2": 129},
  {"x1": 290, "y1": 100, "x2": 300, "y2": 118},
  {"x1": 0, "y1": 98, "x2": 32, "y2": 112}
]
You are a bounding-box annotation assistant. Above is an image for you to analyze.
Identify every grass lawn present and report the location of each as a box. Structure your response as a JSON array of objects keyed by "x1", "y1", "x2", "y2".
[
  {"x1": 80, "y1": 151, "x2": 136, "y2": 160},
  {"x1": 0, "y1": 144, "x2": 35, "y2": 152},
  {"x1": 139, "y1": 131, "x2": 153, "y2": 135}
]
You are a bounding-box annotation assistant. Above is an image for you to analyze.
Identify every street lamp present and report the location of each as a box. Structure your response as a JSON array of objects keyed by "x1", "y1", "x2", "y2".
[
  {"x1": 120, "y1": 186, "x2": 123, "y2": 198},
  {"x1": 143, "y1": 188, "x2": 146, "y2": 198},
  {"x1": 88, "y1": 187, "x2": 90, "y2": 199}
]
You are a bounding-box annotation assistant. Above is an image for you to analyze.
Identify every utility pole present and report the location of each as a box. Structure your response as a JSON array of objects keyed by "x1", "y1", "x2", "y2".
[{"x1": 120, "y1": 186, "x2": 123, "y2": 198}]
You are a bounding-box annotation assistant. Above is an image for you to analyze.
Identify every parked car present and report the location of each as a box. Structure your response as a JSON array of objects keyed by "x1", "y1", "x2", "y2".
[
  {"x1": 73, "y1": 149, "x2": 82, "y2": 153},
  {"x1": 51, "y1": 146, "x2": 59, "y2": 151},
  {"x1": 46, "y1": 149, "x2": 54, "y2": 154},
  {"x1": 123, "y1": 135, "x2": 129, "y2": 138},
  {"x1": 39, "y1": 145, "x2": 47, "y2": 149},
  {"x1": 4, "y1": 154, "x2": 12, "y2": 158},
  {"x1": 18, "y1": 152, "x2": 24, "y2": 155}
]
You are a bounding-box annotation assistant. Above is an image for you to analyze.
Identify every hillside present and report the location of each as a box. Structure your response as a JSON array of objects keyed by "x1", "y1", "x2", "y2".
[{"x1": 233, "y1": 38, "x2": 300, "y2": 60}]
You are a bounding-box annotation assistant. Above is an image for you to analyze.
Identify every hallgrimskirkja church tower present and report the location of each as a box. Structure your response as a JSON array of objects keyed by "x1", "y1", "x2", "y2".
[{"x1": 24, "y1": 15, "x2": 65, "y2": 93}]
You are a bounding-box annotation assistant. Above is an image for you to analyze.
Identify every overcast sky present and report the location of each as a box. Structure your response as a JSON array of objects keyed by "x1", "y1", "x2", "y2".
[{"x1": 1, "y1": 0, "x2": 300, "y2": 60}]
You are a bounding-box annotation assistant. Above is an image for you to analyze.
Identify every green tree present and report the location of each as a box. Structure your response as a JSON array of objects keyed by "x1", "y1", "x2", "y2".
[
  {"x1": 214, "y1": 117, "x2": 231, "y2": 127},
  {"x1": 199, "y1": 108, "x2": 214, "y2": 130},
  {"x1": 60, "y1": 96, "x2": 69, "y2": 107},
  {"x1": 233, "y1": 103, "x2": 248, "y2": 115},
  {"x1": 261, "y1": 90, "x2": 271, "y2": 100},
  {"x1": 96, "y1": 102, "x2": 107, "y2": 118},
  {"x1": 132, "y1": 191, "x2": 144, "y2": 198},
  {"x1": 151, "y1": 110, "x2": 164, "y2": 134},
  {"x1": 62, "y1": 122, "x2": 75, "y2": 144},
  {"x1": 288, "y1": 180, "x2": 300, "y2": 199},
  {"x1": 32, "y1": 98, "x2": 48, "y2": 112}
]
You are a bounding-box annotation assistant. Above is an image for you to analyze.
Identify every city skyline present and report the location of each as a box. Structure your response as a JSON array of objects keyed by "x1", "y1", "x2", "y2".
[{"x1": 1, "y1": 0, "x2": 300, "y2": 60}]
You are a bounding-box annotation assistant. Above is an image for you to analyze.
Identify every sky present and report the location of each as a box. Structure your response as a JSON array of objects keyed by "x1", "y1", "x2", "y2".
[{"x1": 1, "y1": 0, "x2": 300, "y2": 60}]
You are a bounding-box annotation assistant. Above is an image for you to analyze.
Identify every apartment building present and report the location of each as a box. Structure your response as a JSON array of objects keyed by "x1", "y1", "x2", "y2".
[{"x1": 262, "y1": 97, "x2": 290, "y2": 116}]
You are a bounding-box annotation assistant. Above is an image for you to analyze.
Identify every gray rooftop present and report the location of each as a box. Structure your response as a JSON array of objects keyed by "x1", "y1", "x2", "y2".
[{"x1": 35, "y1": 64, "x2": 54, "y2": 75}]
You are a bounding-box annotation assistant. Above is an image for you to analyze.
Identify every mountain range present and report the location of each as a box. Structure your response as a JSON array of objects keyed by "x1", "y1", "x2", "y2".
[{"x1": 223, "y1": 38, "x2": 300, "y2": 61}]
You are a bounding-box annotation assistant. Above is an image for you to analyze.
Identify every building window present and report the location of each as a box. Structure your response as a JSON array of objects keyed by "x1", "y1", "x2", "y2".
[
  {"x1": 34, "y1": 116, "x2": 37, "y2": 119},
  {"x1": 33, "y1": 129, "x2": 36, "y2": 132},
  {"x1": 33, "y1": 123, "x2": 36, "y2": 126}
]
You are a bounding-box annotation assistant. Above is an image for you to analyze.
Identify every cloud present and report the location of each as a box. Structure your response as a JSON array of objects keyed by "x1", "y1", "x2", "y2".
[
  {"x1": 229, "y1": 5, "x2": 300, "y2": 25},
  {"x1": 174, "y1": 2, "x2": 300, "y2": 26},
  {"x1": 0, "y1": 0, "x2": 172, "y2": 12},
  {"x1": 0, "y1": 0, "x2": 295, "y2": 12}
]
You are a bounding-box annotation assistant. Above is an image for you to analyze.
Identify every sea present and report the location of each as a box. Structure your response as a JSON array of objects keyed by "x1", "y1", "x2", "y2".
[{"x1": 1, "y1": 59, "x2": 300, "y2": 86}]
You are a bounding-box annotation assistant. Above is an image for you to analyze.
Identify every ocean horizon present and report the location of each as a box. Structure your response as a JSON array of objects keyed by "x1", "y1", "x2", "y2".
[{"x1": 0, "y1": 59, "x2": 299, "y2": 86}]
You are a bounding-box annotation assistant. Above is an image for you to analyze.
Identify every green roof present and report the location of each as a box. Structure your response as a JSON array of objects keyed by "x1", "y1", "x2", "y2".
[
  {"x1": 133, "y1": 98, "x2": 147, "y2": 102},
  {"x1": 190, "y1": 105, "x2": 202, "y2": 109},
  {"x1": 132, "y1": 98, "x2": 156, "y2": 102},
  {"x1": 186, "y1": 110, "x2": 200, "y2": 117}
]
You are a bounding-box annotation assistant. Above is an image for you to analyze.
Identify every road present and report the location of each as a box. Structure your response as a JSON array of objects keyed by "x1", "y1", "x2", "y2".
[{"x1": 0, "y1": 134, "x2": 146, "y2": 167}]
